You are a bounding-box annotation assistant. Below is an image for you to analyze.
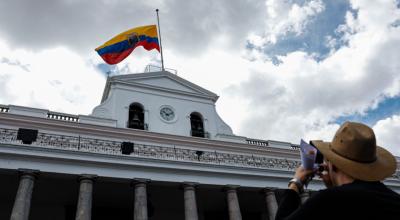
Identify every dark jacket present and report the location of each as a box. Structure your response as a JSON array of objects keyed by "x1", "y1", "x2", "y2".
[{"x1": 275, "y1": 180, "x2": 400, "y2": 220}]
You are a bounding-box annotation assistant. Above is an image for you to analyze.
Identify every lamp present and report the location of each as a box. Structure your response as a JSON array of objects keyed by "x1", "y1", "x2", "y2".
[
  {"x1": 195, "y1": 150, "x2": 204, "y2": 161},
  {"x1": 17, "y1": 128, "x2": 38, "y2": 144},
  {"x1": 121, "y1": 142, "x2": 134, "y2": 155}
]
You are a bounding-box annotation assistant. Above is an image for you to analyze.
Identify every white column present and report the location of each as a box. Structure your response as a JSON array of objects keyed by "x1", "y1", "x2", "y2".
[
  {"x1": 132, "y1": 179, "x2": 150, "y2": 220},
  {"x1": 10, "y1": 169, "x2": 39, "y2": 220},
  {"x1": 75, "y1": 174, "x2": 96, "y2": 220},
  {"x1": 264, "y1": 188, "x2": 278, "y2": 220},
  {"x1": 183, "y1": 182, "x2": 199, "y2": 220},
  {"x1": 225, "y1": 185, "x2": 242, "y2": 220}
]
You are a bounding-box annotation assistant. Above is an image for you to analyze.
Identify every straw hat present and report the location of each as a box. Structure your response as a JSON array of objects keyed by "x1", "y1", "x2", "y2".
[{"x1": 311, "y1": 121, "x2": 397, "y2": 181}]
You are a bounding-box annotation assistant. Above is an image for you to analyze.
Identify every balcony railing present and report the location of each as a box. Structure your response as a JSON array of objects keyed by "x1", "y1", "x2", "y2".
[
  {"x1": 190, "y1": 130, "x2": 209, "y2": 138},
  {"x1": 246, "y1": 138, "x2": 300, "y2": 150},
  {"x1": 144, "y1": 65, "x2": 178, "y2": 75},
  {"x1": 0, "y1": 127, "x2": 300, "y2": 171},
  {"x1": 246, "y1": 138, "x2": 269, "y2": 147},
  {"x1": 0, "y1": 105, "x2": 9, "y2": 113},
  {"x1": 1, "y1": 127, "x2": 399, "y2": 179},
  {"x1": 126, "y1": 121, "x2": 149, "y2": 131},
  {"x1": 47, "y1": 112, "x2": 79, "y2": 122}
]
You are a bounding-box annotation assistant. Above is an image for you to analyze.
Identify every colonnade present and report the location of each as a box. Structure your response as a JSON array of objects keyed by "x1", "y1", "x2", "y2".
[{"x1": 9, "y1": 170, "x2": 311, "y2": 220}]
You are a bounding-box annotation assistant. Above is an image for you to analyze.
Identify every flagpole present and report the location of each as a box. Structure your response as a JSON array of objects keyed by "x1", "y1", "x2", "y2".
[{"x1": 156, "y1": 9, "x2": 165, "y2": 71}]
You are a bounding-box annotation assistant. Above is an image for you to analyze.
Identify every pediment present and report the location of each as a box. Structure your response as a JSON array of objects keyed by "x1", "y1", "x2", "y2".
[
  {"x1": 131, "y1": 76, "x2": 198, "y2": 93},
  {"x1": 105, "y1": 71, "x2": 218, "y2": 101}
]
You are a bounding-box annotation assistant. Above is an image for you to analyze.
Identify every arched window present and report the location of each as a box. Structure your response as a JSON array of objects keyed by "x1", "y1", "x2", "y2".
[
  {"x1": 128, "y1": 103, "x2": 145, "y2": 130},
  {"x1": 190, "y1": 112, "x2": 204, "y2": 138}
]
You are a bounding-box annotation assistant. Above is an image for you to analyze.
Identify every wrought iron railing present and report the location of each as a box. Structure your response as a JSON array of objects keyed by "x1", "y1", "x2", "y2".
[
  {"x1": 190, "y1": 130, "x2": 210, "y2": 138},
  {"x1": 1, "y1": 127, "x2": 399, "y2": 179},
  {"x1": 0, "y1": 127, "x2": 300, "y2": 171},
  {"x1": 126, "y1": 121, "x2": 149, "y2": 131}
]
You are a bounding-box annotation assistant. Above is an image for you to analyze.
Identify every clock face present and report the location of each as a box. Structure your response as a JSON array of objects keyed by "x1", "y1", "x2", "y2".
[{"x1": 160, "y1": 107, "x2": 175, "y2": 121}]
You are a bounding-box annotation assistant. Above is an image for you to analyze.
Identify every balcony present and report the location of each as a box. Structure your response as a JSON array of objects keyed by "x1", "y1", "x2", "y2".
[
  {"x1": 0, "y1": 127, "x2": 301, "y2": 171},
  {"x1": 190, "y1": 130, "x2": 209, "y2": 138},
  {"x1": 126, "y1": 121, "x2": 149, "y2": 130},
  {"x1": 0, "y1": 104, "x2": 9, "y2": 113}
]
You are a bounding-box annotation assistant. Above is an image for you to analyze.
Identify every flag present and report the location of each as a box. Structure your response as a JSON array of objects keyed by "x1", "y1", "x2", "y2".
[{"x1": 95, "y1": 25, "x2": 160, "y2": 65}]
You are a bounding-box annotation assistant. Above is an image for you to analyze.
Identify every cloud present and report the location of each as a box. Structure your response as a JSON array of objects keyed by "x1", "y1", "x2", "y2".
[
  {"x1": 0, "y1": 40, "x2": 105, "y2": 114},
  {"x1": 373, "y1": 114, "x2": 400, "y2": 156},
  {"x1": 0, "y1": 0, "x2": 156, "y2": 53},
  {"x1": 0, "y1": 0, "x2": 265, "y2": 56},
  {"x1": 260, "y1": 0, "x2": 325, "y2": 44},
  {"x1": 227, "y1": 0, "x2": 400, "y2": 154},
  {"x1": 246, "y1": 0, "x2": 341, "y2": 62}
]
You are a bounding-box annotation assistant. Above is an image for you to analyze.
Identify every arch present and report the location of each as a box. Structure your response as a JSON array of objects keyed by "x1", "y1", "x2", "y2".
[
  {"x1": 190, "y1": 112, "x2": 205, "y2": 138},
  {"x1": 128, "y1": 102, "x2": 145, "y2": 130}
]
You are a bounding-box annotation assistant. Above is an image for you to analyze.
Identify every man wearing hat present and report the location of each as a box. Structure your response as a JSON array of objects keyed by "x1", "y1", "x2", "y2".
[{"x1": 275, "y1": 121, "x2": 400, "y2": 220}]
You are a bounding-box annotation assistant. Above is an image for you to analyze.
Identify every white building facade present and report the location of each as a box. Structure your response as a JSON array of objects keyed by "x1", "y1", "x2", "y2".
[{"x1": 0, "y1": 71, "x2": 399, "y2": 220}]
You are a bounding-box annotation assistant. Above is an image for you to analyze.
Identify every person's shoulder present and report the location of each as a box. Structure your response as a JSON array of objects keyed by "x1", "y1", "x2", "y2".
[
  {"x1": 316, "y1": 181, "x2": 375, "y2": 194},
  {"x1": 310, "y1": 184, "x2": 358, "y2": 201},
  {"x1": 312, "y1": 181, "x2": 400, "y2": 202}
]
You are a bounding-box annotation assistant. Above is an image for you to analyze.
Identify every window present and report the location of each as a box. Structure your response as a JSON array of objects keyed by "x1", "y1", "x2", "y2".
[
  {"x1": 128, "y1": 103, "x2": 145, "y2": 130},
  {"x1": 190, "y1": 112, "x2": 205, "y2": 138}
]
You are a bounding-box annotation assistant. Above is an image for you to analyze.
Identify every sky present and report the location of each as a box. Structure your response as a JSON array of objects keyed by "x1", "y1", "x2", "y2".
[{"x1": 0, "y1": 0, "x2": 399, "y2": 156}]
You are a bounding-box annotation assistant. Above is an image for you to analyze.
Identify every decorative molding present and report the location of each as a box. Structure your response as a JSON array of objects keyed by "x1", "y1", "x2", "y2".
[
  {"x1": 0, "y1": 113, "x2": 301, "y2": 158},
  {"x1": 2, "y1": 128, "x2": 398, "y2": 181},
  {"x1": 0, "y1": 128, "x2": 301, "y2": 171}
]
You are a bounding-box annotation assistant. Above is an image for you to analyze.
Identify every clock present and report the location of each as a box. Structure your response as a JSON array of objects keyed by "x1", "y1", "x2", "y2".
[{"x1": 160, "y1": 106, "x2": 175, "y2": 122}]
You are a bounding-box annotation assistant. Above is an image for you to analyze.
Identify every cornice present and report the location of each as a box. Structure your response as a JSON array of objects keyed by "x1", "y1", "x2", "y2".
[
  {"x1": 112, "y1": 81, "x2": 217, "y2": 103},
  {"x1": 101, "y1": 71, "x2": 219, "y2": 103},
  {"x1": 110, "y1": 71, "x2": 218, "y2": 98}
]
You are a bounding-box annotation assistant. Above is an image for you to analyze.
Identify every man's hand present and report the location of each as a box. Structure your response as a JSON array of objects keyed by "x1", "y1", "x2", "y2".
[
  {"x1": 316, "y1": 163, "x2": 333, "y2": 188},
  {"x1": 294, "y1": 166, "x2": 315, "y2": 183},
  {"x1": 288, "y1": 166, "x2": 315, "y2": 193}
]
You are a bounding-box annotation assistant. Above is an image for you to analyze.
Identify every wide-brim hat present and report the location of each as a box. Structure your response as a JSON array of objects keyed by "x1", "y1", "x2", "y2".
[{"x1": 311, "y1": 121, "x2": 397, "y2": 181}]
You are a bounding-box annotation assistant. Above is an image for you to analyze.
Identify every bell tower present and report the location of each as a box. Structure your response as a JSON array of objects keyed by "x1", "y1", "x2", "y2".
[
  {"x1": 91, "y1": 70, "x2": 240, "y2": 142},
  {"x1": 128, "y1": 103, "x2": 145, "y2": 130}
]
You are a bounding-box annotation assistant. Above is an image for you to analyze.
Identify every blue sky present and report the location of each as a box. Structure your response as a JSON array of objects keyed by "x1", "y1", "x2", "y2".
[
  {"x1": 249, "y1": 0, "x2": 352, "y2": 62},
  {"x1": 335, "y1": 96, "x2": 400, "y2": 126},
  {"x1": 250, "y1": 0, "x2": 400, "y2": 129}
]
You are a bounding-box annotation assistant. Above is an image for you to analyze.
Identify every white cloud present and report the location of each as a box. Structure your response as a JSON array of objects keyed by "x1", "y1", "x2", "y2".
[
  {"x1": 373, "y1": 115, "x2": 400, "y2": 156},
  {"x1": 263, "y1": 0, "x2": 325, "y2": 43},
  {"x1": 0, "y1": 0, "x2": 265, "y2": 56},
  {"x1": 350, "y1": 0, "x2": 400, "y2": 30},
  {"x1": 0, "y1": 39, "x2": 105, "y2": 114},
  {"x1": 227, "y1": 0, "x2": 400, "y2": 156}
]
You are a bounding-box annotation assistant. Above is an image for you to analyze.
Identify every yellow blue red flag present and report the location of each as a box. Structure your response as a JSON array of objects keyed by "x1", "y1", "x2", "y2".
[{"x1": 95, "y1": 25, "x2": 160, "y2": 65}]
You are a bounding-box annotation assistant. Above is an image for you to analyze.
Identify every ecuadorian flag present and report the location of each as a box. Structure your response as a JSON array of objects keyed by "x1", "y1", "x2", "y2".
[{"x1": 95, "y1": 25, "x2": 160, "y2": 65}]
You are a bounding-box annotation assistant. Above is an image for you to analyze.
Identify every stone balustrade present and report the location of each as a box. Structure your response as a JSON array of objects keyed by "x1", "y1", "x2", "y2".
[
  {"x1": 47, "y1": 111, "x2": 79, "y2": 122},
  {"x1": 0, "y1": 104, "x2": 9, "y2": 113},
  {"x1": 0, "y1": 127, "x2": 300, "y2": 171},
  {"x1": 1, "y1": 127, "x2": 398, "y2": 178},
  {"x1": 246, "y1": 138, "x2": 269, "y2": 147}
]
